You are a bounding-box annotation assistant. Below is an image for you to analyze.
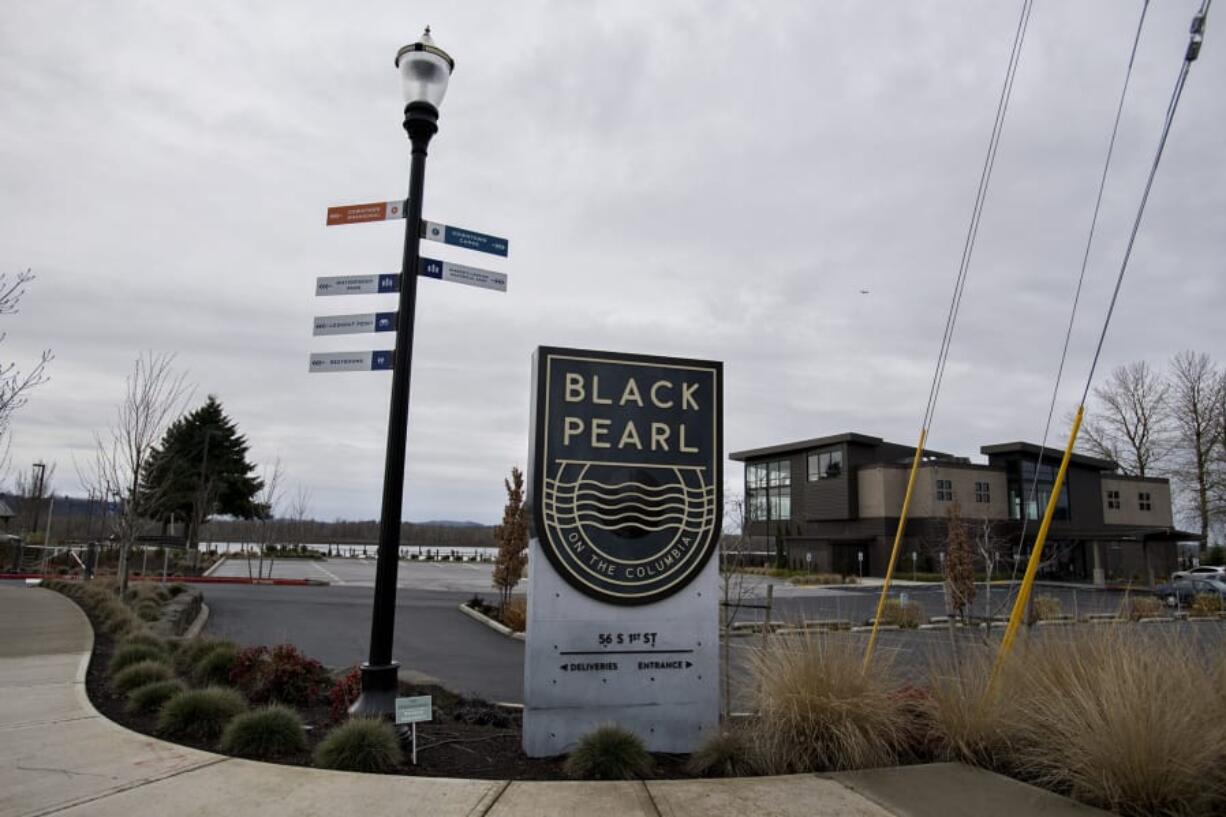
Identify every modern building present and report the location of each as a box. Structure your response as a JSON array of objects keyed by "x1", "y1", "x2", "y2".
[{"x1": 730, "y1": 432, "x2": 1194, "y2": 586}]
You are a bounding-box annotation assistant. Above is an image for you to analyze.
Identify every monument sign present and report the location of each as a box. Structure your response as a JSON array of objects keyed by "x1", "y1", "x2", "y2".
[{"x1": 523, "y1": 346, "x2": 722, "y2": 756}]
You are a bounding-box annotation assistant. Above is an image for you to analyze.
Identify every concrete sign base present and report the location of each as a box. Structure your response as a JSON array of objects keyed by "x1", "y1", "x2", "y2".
[{"x1": 521, "y1": 537, "x2": 719, "y2": 757}]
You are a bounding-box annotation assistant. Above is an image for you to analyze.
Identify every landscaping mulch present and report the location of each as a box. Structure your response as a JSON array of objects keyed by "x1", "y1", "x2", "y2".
[{"x1": 76, "y1": 597, "x2": 689, "y2": 780}]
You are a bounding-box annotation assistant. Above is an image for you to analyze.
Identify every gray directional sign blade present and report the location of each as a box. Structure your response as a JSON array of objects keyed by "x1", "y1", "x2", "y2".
[
  {"x1": 313, "y1": 312, "x2": 398, "y2": 336},
  {"x1": 419, "y1": 257, "x2": 507, "y2": 292},
  {"x1": 308, "y1": 351, "x2": 393, "y2": 373},
  {"x1": 420, "y1": 219, "x2": 509, "y2": 257},
  {"x1": 315, "y1": 274, "x2": 401, "y2": 296}
]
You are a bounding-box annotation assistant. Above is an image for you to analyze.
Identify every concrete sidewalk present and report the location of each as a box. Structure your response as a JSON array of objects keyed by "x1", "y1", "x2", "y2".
[{"x1": 0, "y1": 584, "x2": 1110, "y2": 817}]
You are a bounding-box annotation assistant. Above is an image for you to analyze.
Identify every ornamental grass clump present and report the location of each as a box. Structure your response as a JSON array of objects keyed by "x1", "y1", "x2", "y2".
[
  {"x1": 218, "y1": 706, "x2": 307, "y2": 759},
  {"x1": 117, "y1": 632, "x2": 168, "y2": 654},
  {"x1": 1121, "y1": 595, "x2": 1162, "y2": 621},
  {"x1": 998, "y1": 629, "x2": 1226, "y2": 817},
  {"x1": 312, "y1": 718, "x2": 403, "y2": 773},
  {"x1": 1189, "y1": 592, "x2": 1223, "y2": 617},
  {"x1": 126, "y1": 679, "x2": 186, "y2": 715},
  {"x1": 685, "y1": 728, "x2": 758, "y2": 777},
  {"x1": 923, "y1": 646, "x2": 1020, "y2": 768},
  {"x1": 878, "y1": 598, "x2": 923, "y2": 628},
  {"x1": 112, "y1": 659, "x2": 174, "y2": 695},
  {"x1": 563, "y1": 724, "x2": 654, "y2": 780},
  {"x1": 157, "y1": 687, "x2": 248, "y2": 741},
  {"x1": 192, "y1": 644, "x2": 239, "y2": 686},
  {"x1": 173, "y1": 637, "x2": 236, "y2": 675},
  {"x1": 747, "y1": 634, "x2": 910, "y2": 773},
  {"x1": 109, "y1": 643, "x2": 166, "y2": 676}
]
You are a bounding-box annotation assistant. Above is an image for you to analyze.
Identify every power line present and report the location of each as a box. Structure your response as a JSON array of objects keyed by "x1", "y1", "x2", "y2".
[{"x1": 1009, "y1": 0, "x2": 1152, "y2": 596}]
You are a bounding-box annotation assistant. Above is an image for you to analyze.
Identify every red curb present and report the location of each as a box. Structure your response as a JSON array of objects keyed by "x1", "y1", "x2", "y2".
[{"x1": 0, "y1": 573, "x2": 327, "y2": 587}]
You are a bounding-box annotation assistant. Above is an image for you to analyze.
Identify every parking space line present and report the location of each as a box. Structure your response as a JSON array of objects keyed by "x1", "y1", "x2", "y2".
[{"x1": 312, "y1": 562, "x2": 344, "y2": 584}]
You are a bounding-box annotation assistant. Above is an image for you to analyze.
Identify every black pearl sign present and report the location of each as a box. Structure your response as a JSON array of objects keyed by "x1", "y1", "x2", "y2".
[{"x1": 529, "y1": 347, "x2": 723, "y2": 605}]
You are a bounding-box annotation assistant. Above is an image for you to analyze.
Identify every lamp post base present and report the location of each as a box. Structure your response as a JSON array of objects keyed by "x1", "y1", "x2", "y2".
[{"x1": 349, "y1": 661, "x2": 401, "y2": 717}]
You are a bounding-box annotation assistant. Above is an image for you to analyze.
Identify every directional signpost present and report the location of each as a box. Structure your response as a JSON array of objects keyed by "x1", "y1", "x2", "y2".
[
  {"x1": 326, "y1": 200, "x2": 406, "y2": 226},
  {"x1": 313, "y1": 312, "x2": 397, "y2": 336},
  {"x1": 419, "y1": 257, "x2": 507, "y2": 292},
  {"x1": 315, "y1": 274, "x2": 401, "y2": 296},
  {"x1": 420, "y1": 219, "x2": 509, "y2": 257},
  {"x1": 308, "y1": 351, "x2": 393, "y2": 372},
  {"x1": 394, "y1": 695, "x2": 433, "y2": 764}
]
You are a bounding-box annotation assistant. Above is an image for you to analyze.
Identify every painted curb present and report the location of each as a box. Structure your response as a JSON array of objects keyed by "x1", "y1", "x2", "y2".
[{"x1": 458, "y1": 602, "x2": 525, "y2": 641}]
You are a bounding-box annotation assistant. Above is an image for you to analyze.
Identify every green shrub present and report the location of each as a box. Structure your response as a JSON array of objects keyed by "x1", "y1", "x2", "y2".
[
  {"x1": 563, "y1": 724, "x2": 654, "y2": 780},
  {"x1": 136, "y1": 600, "x2": 162, "y2": 622},
  {"x1": 312, "y1": 718, "x2": 403, "y2": 772},
  {"x1": 157, "y1": 687, "x2": 248, "y2": 741},
  {"x1": 167, "y1": 583, "x2": 188, "y2": 597},
  {"x1": 219, "y1": 706, "x2": 307, "y2": 759},
  {"x1": 192, "y1": 644, "x2": 239, "y2": 686},
  {"x1": 230, "y1": 644, "x2": 329, "y2": 706},
  {"x1": 686, "y1": 729, "x2": 758, "y2": 777},
  {"x1": 126, "y1": 679, "x2": 186, "y2": 715},
  {"x1": 112, "y1": 659, "x2": 174, "y2": 695},
  {"x1": 97, "y1": 599, "x2": 143, "y2": 637},
  {"x1": 109, "y1": 644, "x2": 166, "y2": 676}
]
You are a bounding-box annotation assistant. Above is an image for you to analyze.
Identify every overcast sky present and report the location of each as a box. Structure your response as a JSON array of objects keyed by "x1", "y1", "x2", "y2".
[{"x1": 1, "y1": 1, "x2": 1222, "y2": 525}]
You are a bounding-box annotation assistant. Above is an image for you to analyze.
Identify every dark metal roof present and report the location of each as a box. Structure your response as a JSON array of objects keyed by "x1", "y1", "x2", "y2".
[
  {"x1": 979, "y1": 441, "x2": 1118, "y2": 472},
  {"x1": 730, "y1": 432, "x2": 953, "y2": 462}
]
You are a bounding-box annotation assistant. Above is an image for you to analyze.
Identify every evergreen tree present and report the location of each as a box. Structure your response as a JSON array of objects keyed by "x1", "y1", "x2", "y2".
[
  {"x1": 492, "y1": 467, "x2": 528, "y2": 614},
  {"x1": 140, "y1": 396, "x2": 263, "y2": 550}
]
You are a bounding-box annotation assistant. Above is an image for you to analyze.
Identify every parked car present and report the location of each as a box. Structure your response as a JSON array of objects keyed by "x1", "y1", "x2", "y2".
[
  {"x1": 1171, "y1": 565, "x2": 1226, "y2": 582},
  {"x1": 1154, "y1": 577, "x2": 1226, "y2": 608}
]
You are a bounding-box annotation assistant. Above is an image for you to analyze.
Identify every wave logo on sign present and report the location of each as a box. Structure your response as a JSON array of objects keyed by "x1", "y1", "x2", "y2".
[{"x1": 544, "y1": 467, "x2": 714, "y2": 536}]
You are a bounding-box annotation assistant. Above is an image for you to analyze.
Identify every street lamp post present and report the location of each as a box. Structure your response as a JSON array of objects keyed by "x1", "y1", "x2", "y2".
[{"x1": 352, "y1": 28, "x2": 455, "y2": 717}]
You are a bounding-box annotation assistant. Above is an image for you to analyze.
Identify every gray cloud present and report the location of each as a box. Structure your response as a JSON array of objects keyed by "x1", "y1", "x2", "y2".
[{"x1": 1, "y1": 0, "x2": 1222, "y2": 523}]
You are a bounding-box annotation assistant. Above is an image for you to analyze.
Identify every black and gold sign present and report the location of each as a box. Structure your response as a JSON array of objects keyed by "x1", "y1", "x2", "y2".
[{"x1": 529, "y1": 347, "x2": 723, "y2": 605}]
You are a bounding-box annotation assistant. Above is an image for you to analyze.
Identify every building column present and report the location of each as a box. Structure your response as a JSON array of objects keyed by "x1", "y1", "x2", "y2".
[{"x1": 1091, "y1": 540, "x2": 1106, "y2": 588}]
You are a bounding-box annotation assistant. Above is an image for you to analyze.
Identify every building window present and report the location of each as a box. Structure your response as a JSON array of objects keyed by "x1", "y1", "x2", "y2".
[
  {"x1": 806, "y1": 449, "x2": 843, "y2": 481},
  {"x1": 974, "y1": 481, "x2": 990, "y2": 503},
  {"x1": 1138, "y1": 491, "x2": 1151, "y2": 512},
  {"x1": 936, "y1": 479, "x2": 954, "y2": 502},
  {"x1": 1006, "y1": 460, "x2": 1070, "y2": 521},
  {"x1": 746, "y1": 460, "x2": 791, "y2": 521},
  {"x1": 1106, "y1": 490, "x2": 1120, "y2": 510}
]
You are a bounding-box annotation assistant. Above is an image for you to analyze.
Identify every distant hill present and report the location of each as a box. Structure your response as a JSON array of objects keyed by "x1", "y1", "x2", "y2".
[{"x1": 418, "y1": 520, "x2": 488, "y2": 528}]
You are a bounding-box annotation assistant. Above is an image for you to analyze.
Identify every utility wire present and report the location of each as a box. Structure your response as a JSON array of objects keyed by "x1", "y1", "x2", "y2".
[
  {"x1": 993, "y1": 0, "x2": 1213, "y2": 683},
  {"x1": 1081, "y1": 0, "x2": 1211, "y2": 402},
  {"x1": 865, "y1": 0, "x2": 1036, "y2": 669},
  {"x1": 1006, "y1": 0, "x2": 1151, "y2": 599}
]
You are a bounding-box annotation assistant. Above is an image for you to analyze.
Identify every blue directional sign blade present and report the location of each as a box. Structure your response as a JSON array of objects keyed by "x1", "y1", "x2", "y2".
[
  {"x1": 421, "y1": 220, "x2": 509, "y2": 257},
  {"x1": 370, "y1": 351, "x2": 393, "y2": 370}
]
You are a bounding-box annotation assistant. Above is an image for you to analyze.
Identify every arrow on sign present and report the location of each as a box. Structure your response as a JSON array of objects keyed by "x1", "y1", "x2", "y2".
[
  {"x1": 313, "y1": 312, "x2": 397, "y2": 336},
  {"x1": 419, "y1": 257, "x2": 507, "y2": 292},
  {"x1": 326, "y1": 200, "x2": 406, "y2": 226},
  {"x1": 308, "y1": 351, "x2": 393, "y2": 373},
  {"x1": 315, "y1": 274, "x2": 401, "y2": 296},
  {"x1": 421, "y1": 220, "x2": 509, "y2": 257}
]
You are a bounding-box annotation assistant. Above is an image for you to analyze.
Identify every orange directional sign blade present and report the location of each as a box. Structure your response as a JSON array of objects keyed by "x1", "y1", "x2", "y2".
[{"x1": 325, "y1": 200, "x2": 406, "y2": 226}]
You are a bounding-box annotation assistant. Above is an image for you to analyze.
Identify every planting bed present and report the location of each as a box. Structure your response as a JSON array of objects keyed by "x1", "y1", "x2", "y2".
[{"x1": 72, "y1": 591, "x2": 687, "y2": 781}]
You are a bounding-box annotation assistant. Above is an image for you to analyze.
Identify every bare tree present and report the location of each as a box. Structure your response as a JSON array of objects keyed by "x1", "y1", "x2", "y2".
[
  {"x1": 250, "y1": 458, "x2": 284, "y2": 580},
  {"x1": 719, "y1": 493, "x2": 758, "y2": 717},
  {"x1": 1079, "y1": 361, "x2": 1172, "y2": 477},
  {"x1": 943, "y1": 504, "x2": 976, "y2": 624},
  {"x1": 1212, "y1": 371, "x2": 1226, "y2": 544},
  {"x1": 288, "y1": 483, "x2": 312, "y2": 549},
  {"x1": 0, "y1": 269, "x2": 52, "y2": 451},
  {"x1": 1168, "y1": 352, "x2": 1221, "y2": 551},
  {"x1": 88, "y1": 352, "x2": 192, "y2": 595}
]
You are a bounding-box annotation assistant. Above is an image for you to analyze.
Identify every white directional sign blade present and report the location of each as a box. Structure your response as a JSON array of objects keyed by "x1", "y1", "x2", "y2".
[
  {"x1": 315, "y1": 274, "x2": 401, "y2": 296},
  {"x1": 312, "y1": 312, "x2": 397, "y2": 336},
  {"x1": 419, "y1": 257, "x2": 507, "y2": 293},
  {"x1": 308, "y1": 351, "x2": 393, "y2": 373}
]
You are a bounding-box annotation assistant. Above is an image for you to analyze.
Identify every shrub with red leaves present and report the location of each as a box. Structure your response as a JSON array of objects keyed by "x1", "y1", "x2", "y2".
[
  {"x1": 328, "y1": 667, "x2": 362, "y2": 723},
  {"x1": 229, "y1": 643, "x2": 328, "y2": 707}
]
